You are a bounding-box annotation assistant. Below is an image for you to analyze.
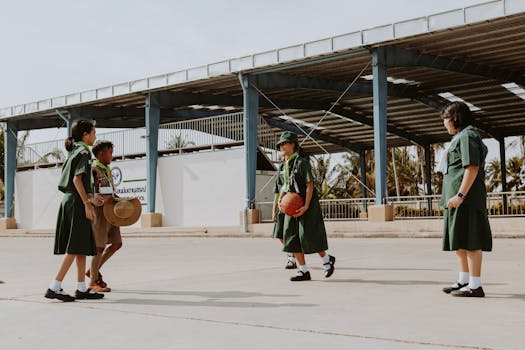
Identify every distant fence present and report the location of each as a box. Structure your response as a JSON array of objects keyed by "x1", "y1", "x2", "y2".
[
  {"x1": 17, "y1": 112, "x2": 282, "y2": 169},
  {"x1": 256, "y1": 191, "x2": 525, "y2": 222}
]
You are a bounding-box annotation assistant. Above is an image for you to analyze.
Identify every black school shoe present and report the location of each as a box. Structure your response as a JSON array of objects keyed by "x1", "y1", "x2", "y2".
[
  {"x1": 451, "y1": 286, "x2": 485, "y2": 298},
  {"x1": 442, "y1": 282, "x2": 468, "y2": 294},
  {"x1": 45, "y1": 289, "x2": 75, "y2": 302},
  {"x1": 324, "y1": 255, "x2": 336, "y2": 278},
  {"x1": 285, "y1": 259, "x2": 297, "y2": 269},
  {"x1": 290, "y1": 271, "x2": 311, "y2": 281},
  {"x1": 75, "y1": 289, "x2": 104, "y2": 300}
]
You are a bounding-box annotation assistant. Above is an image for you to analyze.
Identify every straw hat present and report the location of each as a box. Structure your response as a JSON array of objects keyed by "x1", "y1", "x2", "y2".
[{"x1": 103, "y1": 197, "x2": 142, "y2": 227}]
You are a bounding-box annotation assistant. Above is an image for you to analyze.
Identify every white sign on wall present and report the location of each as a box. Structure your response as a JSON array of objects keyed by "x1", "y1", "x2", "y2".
[{"x1": 111, "y1": 164, "x2": 147, "y2": 206}]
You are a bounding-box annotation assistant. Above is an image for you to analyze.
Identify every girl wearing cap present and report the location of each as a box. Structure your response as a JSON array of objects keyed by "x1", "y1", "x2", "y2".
[
  {"x1": 276, "y1": 131, "x2": 335, "y2": 281},
  {"x1": 86, "y1": 140, "x2": 123, "y2": 293},
  {"x1": 440, "y1": 101, "x2": 492, "y2": 298},
  {"x1": 45, "y1": 119, "x2": 104, "y2": 302}
]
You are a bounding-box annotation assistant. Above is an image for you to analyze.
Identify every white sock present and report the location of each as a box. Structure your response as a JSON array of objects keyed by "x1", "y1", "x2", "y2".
[
  {"x1": 77, "y1": 281, "x2": 88, "y2": 292},
  {"x1": 469, "y1": 276, "x2": 482, "y2": 289},
  {"x1": 458, "y1": 272, "x2": 469, "y2": 284},
  {"x1": 298, "y1": 265, "x2": 308, "y2": 273},
  {"x1": 287, "y1": 255, "x2": 296, "y2": 263},
  {"x1": 49, "y1": 279, "x2": 62, "y2": 292},
  {"x1": 322, "y1": 254, "x2": 331, "y2": 264}
]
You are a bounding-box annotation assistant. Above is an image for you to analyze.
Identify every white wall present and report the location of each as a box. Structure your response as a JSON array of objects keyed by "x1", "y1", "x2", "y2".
[
  {"x1": 14, "y1": 147, "x2": 275, "y2": 229},
  {"x1": 15, "y1": 167, "x2": 63, "y2": 230}
]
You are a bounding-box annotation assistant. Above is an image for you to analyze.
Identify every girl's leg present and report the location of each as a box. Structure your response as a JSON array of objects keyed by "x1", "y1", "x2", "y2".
[
  {"x1": 76, "y1": 255, "x2": 86, "y2": 282},
  {"x1": 75, "y1": 255, "x2": 89, "y2": 292},
  {"x1": 466, "y1": 250, "x2": 483, "y2": 289},
  {"x1": 90, "y1": 248, "x2": 104, "y2": 285},
  {"x1": 54, "y1": 254, "x2": 76, "y2": 281},
  {"x1": 99, "y1": 243, "x2": 122, "y2": 270},
  {"x1": 293, "y1": 253, "x2": 306, "y2": 266},
  {"x1": 456, "y1": 249, "x2": 469, "y2": 273}
]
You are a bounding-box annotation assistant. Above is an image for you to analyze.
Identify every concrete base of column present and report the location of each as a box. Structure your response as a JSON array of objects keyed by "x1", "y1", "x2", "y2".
[
  {"x1": 240, "y1": 209, "x2": 261, "y2": 225},
  {"x1": 141, "y1": 213, "x2": 163, "y2": 228},
  {"x1": 367, "y1": 205, "x2": 394, "y2": 222},
  {"x1": 0, "y1": 217, "x2": 18, "y2": 230}
]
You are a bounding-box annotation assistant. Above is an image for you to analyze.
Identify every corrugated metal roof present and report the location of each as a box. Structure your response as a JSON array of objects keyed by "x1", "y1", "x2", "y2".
[{"x1": 2, "y1": 0, "x2": 525, "y2": 154}]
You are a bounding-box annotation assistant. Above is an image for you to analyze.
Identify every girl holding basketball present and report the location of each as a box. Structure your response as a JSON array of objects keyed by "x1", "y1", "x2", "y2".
[{"x1": 276, "y1": 131, "x2": 335, "y2": 281}]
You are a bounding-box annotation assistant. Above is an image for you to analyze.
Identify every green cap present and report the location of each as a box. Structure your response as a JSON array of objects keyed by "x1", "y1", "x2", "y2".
[{"x1": 276, "y1": 131, "x2": 299, "y2": 149}]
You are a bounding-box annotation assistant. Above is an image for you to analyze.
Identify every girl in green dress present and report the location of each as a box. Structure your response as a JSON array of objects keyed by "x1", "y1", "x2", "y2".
[
  {"x1": 440, "y1": 102, "x2": 492, "y2": 298},
  {"x1": 45, "y1": 120, "x2": 105, "y2": 302},
  {"x1": 276, "y1": 131, "x2": 335, "y2": 281}
]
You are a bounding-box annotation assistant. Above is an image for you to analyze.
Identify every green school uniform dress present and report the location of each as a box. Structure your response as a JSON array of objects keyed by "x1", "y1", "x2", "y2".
[
  {"x1": 441, "y1": 126, "x2": 492, "y2": 252},
  {"x1": 54, "y1": 142, "x2": 97, "y2": 256},
  {"x1": 272, "y1": 163, "x2": 285, "y2": 239},
  {"x1": 282, "y1": 154, "x2": 328, "y2": 254}
]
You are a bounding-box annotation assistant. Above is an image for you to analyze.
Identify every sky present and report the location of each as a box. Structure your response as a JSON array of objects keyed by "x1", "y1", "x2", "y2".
[{"x1": 0, "y1": 0, "x2": 514, "y2": 161}]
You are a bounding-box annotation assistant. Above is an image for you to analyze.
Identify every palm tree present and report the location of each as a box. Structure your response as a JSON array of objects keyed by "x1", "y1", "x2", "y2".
[
  {"x1": 506, "y1": 156, "x2": 523, "y2": 191},
  {"x1": 338, "y1": 151, "x2": 375, "y2": 198},
  {"x1": 38, "y1": 148, "x2": 66, "y2": 164},
  {"x1": 485, "y1": 159, "x2": 502, "y2": 192},
  {"x1": 310, "y1": 155, "x2": 342, "y2": 199},
  {"x1": 166, "y1": 133, "x2": 196, "y2": 150}
]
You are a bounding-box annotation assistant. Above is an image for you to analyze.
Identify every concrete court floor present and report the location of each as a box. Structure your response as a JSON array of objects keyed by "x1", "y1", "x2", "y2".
[{"x1": 1, "y1": 236, "x2": 524, "y2": 350}]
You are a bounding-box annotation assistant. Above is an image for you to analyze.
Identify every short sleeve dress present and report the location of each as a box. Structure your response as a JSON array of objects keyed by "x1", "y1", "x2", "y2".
[
  {"x1": 54, "y1": 145, "x2": 97, "y2": 256},
  {"x1": 441, "y1": 127, "x2": 492, "y2": 252},
  {"x1": 282, "y1": 156, "x2": 328, "y2": 254}
]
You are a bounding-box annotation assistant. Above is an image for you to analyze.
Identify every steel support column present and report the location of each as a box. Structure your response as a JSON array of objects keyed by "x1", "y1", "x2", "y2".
[
  {"x1": 239, "y1": 73, "x2": 259, "y2": 232},
  {"x1": 499, "y1": 137, "x2": 508, "y2": 214},
  {"x1": 4, "y1": 122, "x2": 18, "y2": 218},
  {"x1": 424, "y1": 144, "x2": 433, "y2": 216},
  {"x1": 372, "y1": 47, "x2": 388, "y2": 205},
  {"x1": 145, "y1": 92, "x2": 160, "y2": 213}
]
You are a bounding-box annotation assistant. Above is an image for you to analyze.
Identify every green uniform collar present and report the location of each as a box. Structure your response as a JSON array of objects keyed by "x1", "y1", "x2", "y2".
[
  {"x1": 76, "y1": 141, "x2": 94, "y2": 157},
  {"x1": 284, "y1": 152, "x2": 299, "y2": 191},
  {"x1": 94, "y1": 160, "x2": 112, "y2": 180}
]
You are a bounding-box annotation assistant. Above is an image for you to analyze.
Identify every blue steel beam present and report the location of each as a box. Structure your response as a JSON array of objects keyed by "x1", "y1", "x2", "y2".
[
  {"x1": 499, "y1": 137, "x2": 508, "y2": 214},
  {"x1": 145, "y1": 92, "x2": 160, "y2": 214},
  {"x1": 68, "y1": 106, "x2": 227, "y2": 120},
  {"x1": 4, "y1": 121, "x2": 18, "y2": 218},
  {"x1": 263, "y1": 116, "x2": 362, "y2": 153},
  {"x1": 239, "y1": 73, "x2": 259, "y2": 233},
  {"x1": 424, "y1": 144, "x2": 433, "y2": 215},
  {"x1": 373, "y1": 47, "x2": 388, "y2": 205},
  {"x1": 384, "y1": 46, "x2": 525, "y2": 86},
  {"x1": 156, "y1": 90, "x2": 427, "y2": 146},
  {"x1": 250, "y1": 72, "x2": 448, "y2": 112},
  {"x1": 329, "y1": 106, "x2": 427, "y2": 146}
]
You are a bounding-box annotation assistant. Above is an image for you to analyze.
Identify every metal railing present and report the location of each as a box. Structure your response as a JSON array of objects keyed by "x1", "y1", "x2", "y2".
[
  {"x1": 256, "y1": 192, "x2": 525, "y2": 222},
  {"x1": 17, "y1": 112, "x2": 284, "y2": 169},
  {"x1": 256, "y1": 197, "x2": 373, "y2": 222}
]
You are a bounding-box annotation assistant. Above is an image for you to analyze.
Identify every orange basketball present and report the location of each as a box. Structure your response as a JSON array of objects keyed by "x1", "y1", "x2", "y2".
[{"x1": 280, "y1": 192, "x2": 304, "y2": 216}]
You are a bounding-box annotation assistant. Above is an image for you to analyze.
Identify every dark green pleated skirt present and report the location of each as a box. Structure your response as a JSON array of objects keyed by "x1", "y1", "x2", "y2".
[
  {"x1": 442, "y1": 205, "x2": 492, "y2": 252},
  {"x1": 272, "y1": 211, "x2": 285, "y2": 239},
  {"x1": 54, "y1": 193, "x2": 97, "y2": 256},
  {"x1": 282, "y1": 199, "x2": 328, "y2": 254}
]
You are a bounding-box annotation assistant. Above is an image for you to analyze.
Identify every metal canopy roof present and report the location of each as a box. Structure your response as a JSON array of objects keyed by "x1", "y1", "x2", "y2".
[{"x1": 2, "y1": 0, "x2": 525, "y2": 155}]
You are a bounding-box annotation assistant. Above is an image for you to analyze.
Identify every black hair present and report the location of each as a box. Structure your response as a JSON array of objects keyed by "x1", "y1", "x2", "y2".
[
  {"x1": 64, "y1": 119, "x2": 95, "y2": 152},
  {"x1": 440, "y1": 101, "x2": 474, "y2": 129},
  {"x1": 92, "y1": 140, "x2": 114, "y2": 157}
]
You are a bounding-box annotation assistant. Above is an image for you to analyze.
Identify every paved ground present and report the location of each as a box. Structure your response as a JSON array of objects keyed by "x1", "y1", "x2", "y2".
[{"x1": 1, "y1": 236, "x2": 523, "y2": 350}]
